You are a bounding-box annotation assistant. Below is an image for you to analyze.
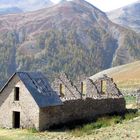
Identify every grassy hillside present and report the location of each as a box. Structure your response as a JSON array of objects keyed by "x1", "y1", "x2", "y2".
[{"x1": 90, "y1": 61, "x2": 140, "y2": 90}]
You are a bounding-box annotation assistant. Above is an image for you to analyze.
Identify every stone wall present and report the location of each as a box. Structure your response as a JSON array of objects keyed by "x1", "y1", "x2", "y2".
[
  {"x1": 52, "y1": 73, "x2": 81, "y2": 100},
  {"x1": 39, "y1": 73, "x2": 126, "y2": 131},
  {"x1": 0, "y1": 75, "x2": 40, "y2": 130},
  {"x1": 89, "y1": 75, "x2": 122, "y2": 98},
  {"x1": 52, "y1": 73, "x2": 123, "y2": 100},
  {"x1": 39, "y1": 97, "x2": 125, "y2": 131}
]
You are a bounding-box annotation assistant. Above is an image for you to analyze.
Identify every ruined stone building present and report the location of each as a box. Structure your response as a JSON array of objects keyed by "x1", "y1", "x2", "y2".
[{"x1": 0, "y1": 72, "x2": 125, "y2": 131}]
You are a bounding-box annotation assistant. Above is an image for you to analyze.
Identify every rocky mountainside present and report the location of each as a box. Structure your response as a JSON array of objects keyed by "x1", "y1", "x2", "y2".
[
  {"x1": 0, "y1": 0, "x2": 140, "y2": 87},
  {"x1": 107, "y1": 0, "x2": 140, "y2": 33}
]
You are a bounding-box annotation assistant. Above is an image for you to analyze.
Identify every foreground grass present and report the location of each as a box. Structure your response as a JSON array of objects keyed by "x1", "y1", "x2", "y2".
[
  {"x1": 70, "y1": 111, "x2": 140, "y2": 137},
  {"x1": 0, "y1": 111, "x2": 140, "y2": 140}
]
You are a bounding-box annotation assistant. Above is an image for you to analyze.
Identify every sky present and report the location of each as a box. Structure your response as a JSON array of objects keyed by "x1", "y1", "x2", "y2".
[
  {"x1": 0, "y1": 0, "x2": 52, "y2": 11},
  {"x1": 0, "y1": 0, "x2": 138, "y2": 12},
  {"x1": 52, "y1": 0, "x2": 138, "y2": 11}
]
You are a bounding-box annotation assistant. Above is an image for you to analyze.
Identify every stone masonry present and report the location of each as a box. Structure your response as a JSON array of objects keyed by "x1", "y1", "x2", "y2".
[
  {"x1": 38, "y1": 73, "x2": 126, "y2": 130},
  {"x1": 0, "y1": 75, "x2": 39, "y2": 129},
  {"x1": 0, "y1": 72, "x2": 126, "y2": 131}
]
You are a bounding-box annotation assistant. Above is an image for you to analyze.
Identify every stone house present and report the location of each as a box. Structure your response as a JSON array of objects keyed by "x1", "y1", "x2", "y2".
[
  {"x1": 0, "y1": 72, "x2": 125, "y2": 131},
  {"x1": 0, "y1": 72, "x2": 62, "y2": 130}
]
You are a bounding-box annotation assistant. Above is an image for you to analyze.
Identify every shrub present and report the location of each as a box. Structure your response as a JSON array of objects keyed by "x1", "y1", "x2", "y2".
[{"x1": 28, "y1": 128, "x2": 38, "y2": 133}]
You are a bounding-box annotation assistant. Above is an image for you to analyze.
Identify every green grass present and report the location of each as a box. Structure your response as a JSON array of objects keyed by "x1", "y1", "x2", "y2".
[
  {"x1": 125, "y1": 111, "x2": 140, "y2": 120},
  {"x1": 124, "y1": 96, "x2": 136, "y2": 105},
  {"x1": 70, "y1": 111, "x2": 140, "y2": 137},
  {"x1": 27, "y1": 128, "x2": 38, "y2": 133}
]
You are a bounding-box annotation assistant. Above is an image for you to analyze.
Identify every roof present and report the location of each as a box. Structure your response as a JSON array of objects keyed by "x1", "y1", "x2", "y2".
[{"x1": 0, "y1": 72, "x2": 63, "y2": 108}]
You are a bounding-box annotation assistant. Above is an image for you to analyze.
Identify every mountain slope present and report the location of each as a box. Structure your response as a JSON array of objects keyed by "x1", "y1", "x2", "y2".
[
  {"x1": 0, "y1": 0, "x2": 140, "y2": 86},
  {"x1": 107, "y1": 0, "x2": 140, "y2": 33},
  {"x1": 90, "y1": 61, "x2": 140, "y2": 89},
  {"x1": 0, "y1": 7, "x2": 23, "y2": 15}
]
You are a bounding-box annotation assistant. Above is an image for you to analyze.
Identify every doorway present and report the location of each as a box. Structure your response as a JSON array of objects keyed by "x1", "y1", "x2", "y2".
[{"x1": 13, "y1": 111, "x2": 20, "y2": 128}]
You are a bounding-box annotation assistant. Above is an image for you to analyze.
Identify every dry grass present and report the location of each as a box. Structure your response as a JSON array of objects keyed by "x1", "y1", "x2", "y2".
[{"x1": 90, "y1": 61, "x2": 140, "y2": 90}]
